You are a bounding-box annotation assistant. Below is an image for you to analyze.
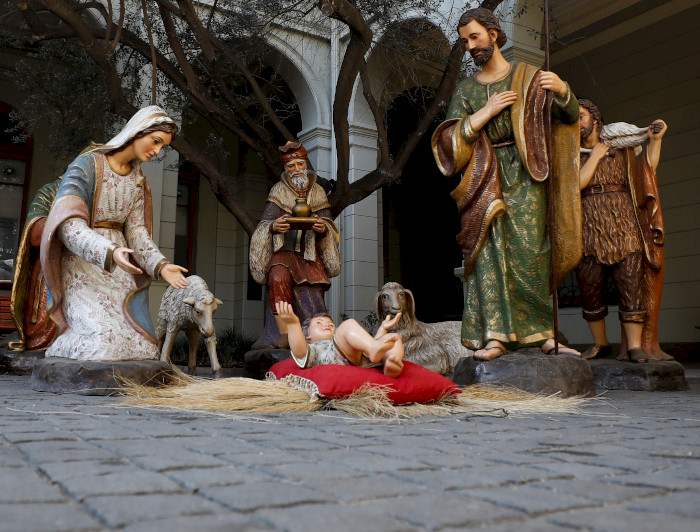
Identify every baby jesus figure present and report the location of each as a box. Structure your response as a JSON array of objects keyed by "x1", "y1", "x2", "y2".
[{"x1": 275, "y1": 302, "x2": 405, "y2": 377}]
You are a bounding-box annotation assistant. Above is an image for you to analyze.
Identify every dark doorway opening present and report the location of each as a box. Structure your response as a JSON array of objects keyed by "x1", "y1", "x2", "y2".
[{"x1": 383, "y1": 88, "x2": 464, "y2": 322}]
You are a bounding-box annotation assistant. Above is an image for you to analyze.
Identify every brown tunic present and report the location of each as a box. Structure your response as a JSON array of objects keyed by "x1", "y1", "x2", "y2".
[{"x1": 581, "y1": 149, "x2": 642, "y2": 265}]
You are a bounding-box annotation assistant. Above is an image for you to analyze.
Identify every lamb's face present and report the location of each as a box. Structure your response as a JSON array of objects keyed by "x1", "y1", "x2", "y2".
[{"x1": 379, "y1": 287, "x2": 409, "y2": 318}]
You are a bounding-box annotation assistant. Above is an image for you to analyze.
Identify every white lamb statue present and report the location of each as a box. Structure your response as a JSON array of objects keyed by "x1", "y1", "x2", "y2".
[{"x1": 156, "y1": 275, "x2": 223, "y2": 379}]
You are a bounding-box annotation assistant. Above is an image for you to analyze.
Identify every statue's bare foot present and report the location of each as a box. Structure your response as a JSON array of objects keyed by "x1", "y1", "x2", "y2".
[
  {"x1": 383, "y1": 355, "x2": 404, "y2": 378},
  {"x1": 367, "y1": 333, "x2": 399, "y2": 364},
  {"x1": 474, "y1": 341, "x2": 506, "y2": 361},
  {"x1": 542, "y1": 339, "x2": 580, "y2": 356}
]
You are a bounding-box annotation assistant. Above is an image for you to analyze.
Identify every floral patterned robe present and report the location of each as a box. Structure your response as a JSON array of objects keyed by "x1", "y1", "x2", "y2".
[{"x1": 42, "y1": 152, "x2": 165, "y2": 361}]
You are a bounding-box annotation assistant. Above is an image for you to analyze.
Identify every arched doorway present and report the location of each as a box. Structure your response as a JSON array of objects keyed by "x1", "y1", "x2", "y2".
[{"x1": 383, "y1": 88, "x2": 464, "y2": 322}]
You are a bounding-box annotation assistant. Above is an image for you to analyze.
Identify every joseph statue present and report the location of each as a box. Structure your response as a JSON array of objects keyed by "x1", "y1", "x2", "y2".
[{"x1": 432, "y1": 8, "x2": 582, "y2": 360}]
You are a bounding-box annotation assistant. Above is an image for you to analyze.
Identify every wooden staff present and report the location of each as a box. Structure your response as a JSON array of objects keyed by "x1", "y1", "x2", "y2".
[{"x1": 543, "y1": 0, "x2": 559, "y2": 354}]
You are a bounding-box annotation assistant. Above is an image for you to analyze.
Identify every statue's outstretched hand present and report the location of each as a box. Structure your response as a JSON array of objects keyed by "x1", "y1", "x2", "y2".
[
  {"x1": 382, "y1": 312, "x2": 402, "y2": 331},
  {"x1": 161, "y1": 264, "x2": 189, "y2": 289},
  {"x1": 275, "y1": 301, "x2": 300, "y2": 325},
  {"x1": 113, "y1": 247, "x2": 143, "y2": 275}
]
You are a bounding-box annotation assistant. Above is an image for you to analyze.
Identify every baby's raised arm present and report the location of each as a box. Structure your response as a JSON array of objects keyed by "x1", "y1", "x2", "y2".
[
  {"x1": 275, "y1": 302, "x2": 307, "y2": 359},
  {"x1": 375, "y1": 312, "x2": 402, "y2": 338}
]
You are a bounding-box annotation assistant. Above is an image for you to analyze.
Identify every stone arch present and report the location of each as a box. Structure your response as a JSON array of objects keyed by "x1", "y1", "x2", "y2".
[{"x1": 262, "y1": 32, "x2": 331, "y2": 134}]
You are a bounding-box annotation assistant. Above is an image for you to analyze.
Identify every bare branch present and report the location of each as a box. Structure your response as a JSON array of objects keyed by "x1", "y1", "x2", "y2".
[
  {"x1": 480, "y1": 0, "x2": 504, "y2": 10},
  {"x1": 139, "y1": 0, "x2": 158, "y2": 105},
  {"x1": 110, "y1": 0, "x2": 125, "y2": 54},
  {"x1": 205, "y1": 0, "x2": 218, "y2": 30}
]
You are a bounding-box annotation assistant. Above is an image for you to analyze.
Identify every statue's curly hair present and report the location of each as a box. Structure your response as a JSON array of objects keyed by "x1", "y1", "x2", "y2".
[
  {"x1": 457, "y1": 8, "x2": 507, "y2": 49},
  {"x1": 577, "y1": 98, "x2": 604, "y2": 133}
]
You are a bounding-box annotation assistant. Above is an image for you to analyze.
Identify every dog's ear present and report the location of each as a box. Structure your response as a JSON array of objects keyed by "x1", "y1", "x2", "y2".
[
  {"x1": 404, "y1": 288, "x2": 416, "y2": 322},
  {"x1": 375, "y1": 289, "x2": 383, "y2": 321}
]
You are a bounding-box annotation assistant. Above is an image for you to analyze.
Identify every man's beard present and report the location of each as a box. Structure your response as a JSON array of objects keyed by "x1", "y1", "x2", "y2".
[
  {"x1": 288, "y1": 169, "x2": 309, "y2": 189},
  {"x1": 471, "y1": 41, "x2": 494, "y2": 66},
  {"x1": 580, "y1": 121, "x2": 594, "y2": 140}
]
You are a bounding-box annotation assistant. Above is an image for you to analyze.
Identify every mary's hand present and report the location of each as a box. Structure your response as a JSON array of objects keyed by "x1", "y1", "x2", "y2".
[
  {"x1": 161, "y1": 264, "x2": 189, "y2": 289},
  {"x1": 113, "y1": 247, "x2": 143, "y2": 275}
]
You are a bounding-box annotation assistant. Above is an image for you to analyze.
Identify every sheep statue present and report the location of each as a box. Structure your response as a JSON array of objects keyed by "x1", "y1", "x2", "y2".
[
  {"x1": 375, "y1": 282, "x2": 472, "y2": 375},
  {"x1": 157, "y1": 275, "x2": 223, "y2": 379}
]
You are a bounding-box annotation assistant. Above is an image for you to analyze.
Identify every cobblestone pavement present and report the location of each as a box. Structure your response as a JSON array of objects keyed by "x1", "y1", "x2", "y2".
[{"x1": 1, "y1": 368, "x2": 699, "y2": 532}]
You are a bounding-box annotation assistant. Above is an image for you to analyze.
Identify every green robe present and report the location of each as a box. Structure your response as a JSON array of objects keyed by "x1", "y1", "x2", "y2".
[{"x1": 441, "y1": 65, "x2": 579, "y2": 350}]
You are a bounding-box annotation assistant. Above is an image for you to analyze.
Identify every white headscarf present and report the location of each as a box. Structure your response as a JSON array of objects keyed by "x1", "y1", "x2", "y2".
[{"x1": 89, "y1": 105, "x2": 177, "y2": 154}]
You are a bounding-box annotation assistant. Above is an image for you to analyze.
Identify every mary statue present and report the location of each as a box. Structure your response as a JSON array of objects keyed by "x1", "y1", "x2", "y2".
[{"x1": 40, "y1": 106, "x2": 188, "y2": 361}]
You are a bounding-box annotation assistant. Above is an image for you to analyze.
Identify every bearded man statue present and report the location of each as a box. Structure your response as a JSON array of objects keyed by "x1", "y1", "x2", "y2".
[{"x1": 249, "y1": 142, "x2": 340, "y2": 349}]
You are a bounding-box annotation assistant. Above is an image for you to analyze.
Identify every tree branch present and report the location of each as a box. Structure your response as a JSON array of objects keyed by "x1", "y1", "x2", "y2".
[
  {"x1": 318, "y1": 0, "x2": 373, "y2": 197},
  {"x1": 139, "y1": 0, "x2": 158, "y2": 104},
  {"x1": 110, "y1": 0, "x2": 125, "y2": 53}
]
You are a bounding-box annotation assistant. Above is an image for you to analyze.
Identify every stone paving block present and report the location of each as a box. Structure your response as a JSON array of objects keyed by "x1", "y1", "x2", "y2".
[
  {"x1": 123, "y1": 513, "x2": 276, "y2": 532},
  {"x1": 91, "y1": 438, "x2": 164, "y2": 457},
  {"x1": 550, "y1": 506, "x2": 700, "y2": 532},
  {"x1": 82, "y1": 493, "x2": 226, "y2": 529},
  {"x1": 0, "y1": 502, "x2": 102, "y2": 532},
  {"x1": 0, "y1": 443, "x2": 28, "y2": 467},
  {"x1": 222, "y1": 451, "x2": 312, "y2": 468},
  {"x1": 310, "y1": 473, "x2": 428, "y2": 502},
  {"x1": 607, "y1": 470, "x2": 700, "y2": 491},
  {"x1": 393, "y1": 463, "x2": 564, "y2": 491},
  {"x1": 459, "y1": 485, "x2": 593, "y2": 516},
  {"x1": 164, "y1": 466, "x2": 273, "y2": 492},
  {"x1": 440, "y1": 517, "x2": 572, "y2": 532},
  {"x1": 54, "y1": 469, "x2": 185, "y2": 501},
  {"x1": 38, "y1": 459, "x2": 135, "y2": 482},
  {"x1": 343, "y1": 455, "x2": 420, "y2": 474},
  {"x1": 1, "y1": 430, "x2": 79, "y2": 444},
  {"x1": 260, "y1": 459, "x2": 360, "y2": 482},
  {"x1": 363, "y1": 492, "x2": 525, "y2": 529},
  {"x1": 530, "y1": 478, "x2": 663, "y2": 503},
  {"x1": 129, "y1": 449, "x2": 230, "y2": 472},
  {"x1": 529, "y1": 461, "x2": 625, "y2": 480},
  {"x1": 0, "y1": 467, "x2": 67, "y2": 503},
  {"x1": 200, "y1": 480, "x2": 332, "y2": 511},
  {"x1": 16, "y1": 440, "x2": 109, "y2": 464},
  {"x1": 256, "y1": 502, "x2": 415, "y2": 532},
  {"x1": 626, "y1": 491, "x2": 700, "y2": 519}
]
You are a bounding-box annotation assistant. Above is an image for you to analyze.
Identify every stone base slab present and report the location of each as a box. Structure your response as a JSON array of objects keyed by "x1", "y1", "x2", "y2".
[
  {"x1": 0, "y1": 349, "x2": 46, "y2": 375},
  {"x1": 452, "y1": 348, "x2": 596, "y2": 397},
  {"x1": 589, "y1": 359, "x2": 688, "y2": 391},
  {"x1": 243, "y1": 349, "x2": 292, "y2": 380},
  {"x1": 30, "y1": 357, "x2": 176, "y2": 395}
]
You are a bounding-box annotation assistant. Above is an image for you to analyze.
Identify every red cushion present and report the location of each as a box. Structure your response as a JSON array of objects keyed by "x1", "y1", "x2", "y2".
[{"x1": 268, "y1": 359, "x2": 461, "y2": 405}]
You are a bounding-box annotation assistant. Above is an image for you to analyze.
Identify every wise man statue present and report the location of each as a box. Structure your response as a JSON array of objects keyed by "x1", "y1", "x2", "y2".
[
  {"x1": 432, "y1": 8, "x2": 581, "y2": 360},
  {"x1": 576, "y1": 98, "x2": 670, "y2": 362},
  {"x1": 249, "y1": 141, "x2": 340, "y2": 349}
]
